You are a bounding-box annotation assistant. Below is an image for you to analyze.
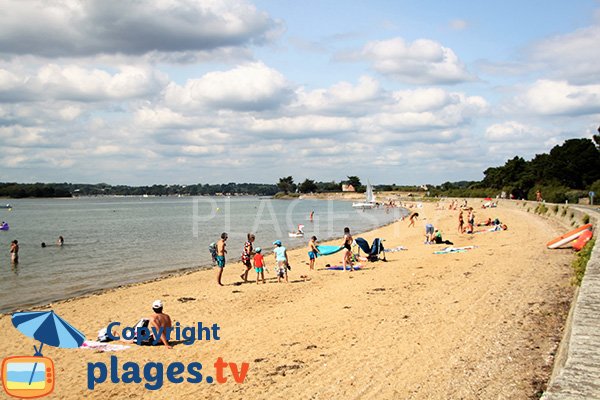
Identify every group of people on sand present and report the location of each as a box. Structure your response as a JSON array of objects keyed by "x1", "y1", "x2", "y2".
[
  {"x1": 212, "y1": 226, "x2": 357, "y2": 286},
  {"x1": 7, "y1": 235, "x2": 64, "y2": 264}
]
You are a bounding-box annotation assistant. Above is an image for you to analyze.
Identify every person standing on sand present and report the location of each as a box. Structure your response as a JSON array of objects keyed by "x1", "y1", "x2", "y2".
[
  {"x1": 240, "y1": 233, "x2": 255, "y2": 282},
  {"x1": 10, "y1": 240, "x2": 18, "y2": 264},
  {"x1": 253, "y1": 247, "x2": 266, "y2": 284},
  {"x1": 342, "y1": 227, "x2": 354, "y2": 272},
  {"x1": 308, "y1": 236, "x2": 320, "y2": 270},
  {"x1": 458, "y1": 211, "x2": 464, "y2": 234},
  {"x1": 216, "y1": 233, "x2": 228, "y2": 286}
]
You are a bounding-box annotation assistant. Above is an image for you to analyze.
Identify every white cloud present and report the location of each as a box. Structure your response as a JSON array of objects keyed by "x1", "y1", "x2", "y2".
[
  {"x1": 0, "y1": 64, "x2": 168, "y2": 102},
  {"x1": 358, "y1": 38, "x2": 475, "y2": 84},
  {"x1": 293, "y1": 76, "x2": 382, "y2": 113},
  {"x1": 529, "y1": 25, "x2": 600, "y2": 84},
  {"x1": 517, "y1": 80, "x2": 600, "y2": 116},
  {"x1": 485, "y1": 121, "x2": 545, "y2": 141},
  {"x1": 164, "y1": 62, "x2": 293, "y2": 111},
  {"x1": 0, "y1": 0, "x2": 281, "y2": 59}
]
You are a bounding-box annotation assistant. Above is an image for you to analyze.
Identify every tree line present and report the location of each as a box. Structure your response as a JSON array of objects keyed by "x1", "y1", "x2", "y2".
[
  {"x1": 429, "y1": 137, "x2": 600, "y2": 202},
  {"x1": 2, "y1": 137, "x2": 599, "y2": 202}
]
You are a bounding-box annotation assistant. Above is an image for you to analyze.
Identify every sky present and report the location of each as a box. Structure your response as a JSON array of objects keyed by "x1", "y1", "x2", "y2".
[{"x1": 1, "y1": 0, "x2": 599, "y2": 186}]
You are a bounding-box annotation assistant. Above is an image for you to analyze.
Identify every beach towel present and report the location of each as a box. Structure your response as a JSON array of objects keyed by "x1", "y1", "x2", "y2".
[
  {"x1": 81, "y1": 340, "x2": 130, "y2": 352},
  {"x1": 385, "y1": 246, "x2": 408, "y2": 252},
  {"x1": 316, "y1": 245, "x2": 344, "y2": 256},
  {"x1": 326, "y1": 265, "x2": 362, "y2": 270},
  {"x1": 434, "y1": 246, "x2": 475, "y2": 255}
]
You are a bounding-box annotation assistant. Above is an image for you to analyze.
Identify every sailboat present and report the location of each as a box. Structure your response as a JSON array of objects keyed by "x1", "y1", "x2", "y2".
[{"x1": 352, "y1": 181, "x2": 377, "y2": 209}]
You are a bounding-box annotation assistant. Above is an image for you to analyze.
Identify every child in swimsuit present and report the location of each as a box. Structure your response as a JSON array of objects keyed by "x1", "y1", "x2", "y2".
[
  {"x1": 253, "y1": 247, "x2": 265, "y2": 284},
  {"x1": 308, "y1": 236, "x2": 320, "y2": 271}
]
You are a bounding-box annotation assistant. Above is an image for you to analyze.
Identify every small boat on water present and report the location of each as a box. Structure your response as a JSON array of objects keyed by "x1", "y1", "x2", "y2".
[
  {"x1": 1, "y1": 204, "x2": 12, "y2": 209},
  {"x1": 352, "y1": 181, "x2": 378, "y2": 209}
]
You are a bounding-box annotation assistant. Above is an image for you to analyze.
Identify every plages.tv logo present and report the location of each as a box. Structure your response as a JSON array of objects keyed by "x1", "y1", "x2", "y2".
[{"x1": 1, "y1": 310, "x2": 85, "y2": 398}]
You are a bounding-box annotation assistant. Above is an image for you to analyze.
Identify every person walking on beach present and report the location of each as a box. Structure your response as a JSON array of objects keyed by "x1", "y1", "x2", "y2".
[
  {"x1": 240, "y1": 233, "x2": 255, "y2": 282},
  {"x1": 308, "y1": 236, "x2": 320, "y2": 271},
  {"x1": 273, "y1": 240, "x2": 289, "y2": 283},
  {"x1": 408, "y1": 212, "x2": 419, "y2": 228},
  {"x1": 458, "y1": 211, "x2": 464, "y2": 234},
  {"x1": 216, "y1": 233, "x2": 228, "y2": 286},
  {"x1": 253, "y1": 247, "x2": 266, "y2": 284},
  {"x1": 342, "y1": 227, "x2": 354, "y2": 272},
  {"x1": 10, "y1": 240, "x2": 19, "y2": 264}
]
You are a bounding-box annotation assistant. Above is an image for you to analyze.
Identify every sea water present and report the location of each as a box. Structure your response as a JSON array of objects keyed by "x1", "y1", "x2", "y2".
[{"x1": 0, "y1": 196, "x2": 407, "y2": 313}]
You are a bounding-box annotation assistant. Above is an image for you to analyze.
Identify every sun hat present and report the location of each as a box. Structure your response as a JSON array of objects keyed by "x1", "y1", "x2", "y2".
[
  {"x1": 273, "y1": 240, "x2": 282, "y2": 246},
  {"x1": 152, "y1": 300, "x2": 163, "y2": 309}
]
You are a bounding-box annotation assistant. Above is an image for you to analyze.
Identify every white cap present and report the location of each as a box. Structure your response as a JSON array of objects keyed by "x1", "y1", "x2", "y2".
[{"x1": 152, "y1": 300, "x2": 163, "y2": 309}]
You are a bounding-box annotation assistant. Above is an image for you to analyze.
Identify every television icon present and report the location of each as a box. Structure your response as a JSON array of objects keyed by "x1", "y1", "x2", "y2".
[{"x1": 1, "y1": 356, "x2": 55, "y2": 398}]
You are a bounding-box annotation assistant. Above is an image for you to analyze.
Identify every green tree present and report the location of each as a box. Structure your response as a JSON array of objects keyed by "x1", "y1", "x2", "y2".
[
  {"x1": 298, "y1": 179, "x2": 318, "y2": 193},
  {"x1": 277, "y1": 176, "x2": 296, "y2": 194},
  {"x1": 345, "y1": 176, "x2": 361, "y2": 189}
]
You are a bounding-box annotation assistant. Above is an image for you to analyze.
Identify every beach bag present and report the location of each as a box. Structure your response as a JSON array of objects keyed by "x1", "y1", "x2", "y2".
[
  {"x1": 132, "y1": 318, "x2": 151, "y2": 344},
  {"x1": 208, "y1": 242, "x2": 217, "y2": 260},
  {"x1": 97, "y1": 326, "x2": 113, "y2": 342}
]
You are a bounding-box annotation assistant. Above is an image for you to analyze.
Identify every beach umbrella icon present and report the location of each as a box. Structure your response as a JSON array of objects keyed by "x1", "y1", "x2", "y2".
[{"x1": 11, "y1": 310, "x2": 85, "y2": 385}]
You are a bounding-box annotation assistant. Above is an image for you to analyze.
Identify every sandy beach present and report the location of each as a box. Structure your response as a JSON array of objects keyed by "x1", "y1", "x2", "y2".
[{"x1": 0, "y1": 201, "x2": 575, "y2": 399}]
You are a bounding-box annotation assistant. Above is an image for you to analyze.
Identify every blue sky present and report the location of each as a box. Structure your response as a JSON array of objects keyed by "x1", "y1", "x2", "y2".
[{"x1": 1, "y1": 0, "x2": 599, "y2": 186}]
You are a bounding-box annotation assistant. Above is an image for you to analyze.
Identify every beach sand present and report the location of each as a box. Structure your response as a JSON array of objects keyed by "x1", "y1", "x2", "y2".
[{"x1": 0, "y1": 201, "x2": 575, "y2": 399}]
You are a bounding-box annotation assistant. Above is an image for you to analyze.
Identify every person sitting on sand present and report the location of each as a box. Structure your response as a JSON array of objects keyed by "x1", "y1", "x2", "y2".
[
  {"x1": 149, "y1": 300, "x2": 172, "y2": 348},
  {"x1": 273, "y1": 240, "x2": 289, "y2": 283},
  {"x1": 308, "y1": 236, "x2": 320, "y2": 271},
  {"x1": 254, "y1": 247, "x2": 266, "y2": 284},
  {"x1": 434, "y1": 230, "x2": 454, "y2": 245},
  {"x1": 126, "y1": 300, "x2": 173, "y2": 349}
]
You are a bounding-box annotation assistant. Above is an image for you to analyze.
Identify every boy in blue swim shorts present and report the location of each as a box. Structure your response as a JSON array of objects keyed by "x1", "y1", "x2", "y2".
[
  {"x1": 307, "y1": 236, "x2": 320, "y2": 271},
  {"x1": 216, "y1": 232, "x2": 228, "y2": 286}
]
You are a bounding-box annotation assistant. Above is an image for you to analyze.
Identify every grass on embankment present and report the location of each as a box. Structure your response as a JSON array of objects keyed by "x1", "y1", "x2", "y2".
[{"x1": 572, "y1": 238, "x2": 595, "y2": 286}]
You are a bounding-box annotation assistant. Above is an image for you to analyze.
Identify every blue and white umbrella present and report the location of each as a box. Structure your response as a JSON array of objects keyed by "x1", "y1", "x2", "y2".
[
  {"x1": 12, "y1": 310, "x2": 85, "y2": 386},
  {"x1": 12, "y1": 310, "x2": 86, "y2": 354}
]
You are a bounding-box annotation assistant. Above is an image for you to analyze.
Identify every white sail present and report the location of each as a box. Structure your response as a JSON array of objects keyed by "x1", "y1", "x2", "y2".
[{"x1": 366, "y1": 181, "x2": 375, "y2": 203}]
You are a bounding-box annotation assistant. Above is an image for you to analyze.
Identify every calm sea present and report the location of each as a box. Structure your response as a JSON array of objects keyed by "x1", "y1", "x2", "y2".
[{"x1": 0, "y1": 196, "x2": 406, "y2": 313}]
